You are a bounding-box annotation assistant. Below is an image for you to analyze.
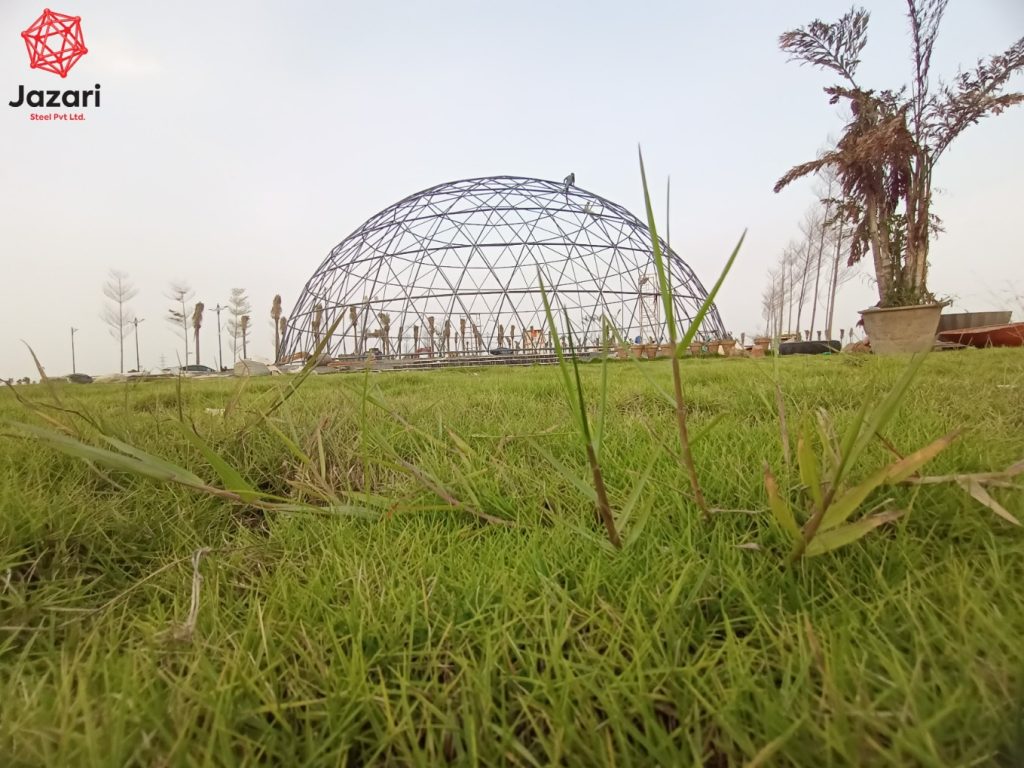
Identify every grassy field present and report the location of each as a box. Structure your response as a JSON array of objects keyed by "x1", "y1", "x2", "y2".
[{"x1": 2, "y1": 350, "x2": 1023, "y2": 766}]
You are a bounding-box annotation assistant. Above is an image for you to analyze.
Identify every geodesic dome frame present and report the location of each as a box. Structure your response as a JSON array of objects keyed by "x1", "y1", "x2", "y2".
[{"x1": 281, "y1": 175, "x2": 726, "y2": 360}]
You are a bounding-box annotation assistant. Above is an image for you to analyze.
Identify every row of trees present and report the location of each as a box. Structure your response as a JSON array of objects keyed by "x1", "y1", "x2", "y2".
[
  {"x1": 99, "y1": 275, "x2": 292, "y2": 372},
  {"x1": 762, "y1": 168, "x2": 858, "y2": 341}
]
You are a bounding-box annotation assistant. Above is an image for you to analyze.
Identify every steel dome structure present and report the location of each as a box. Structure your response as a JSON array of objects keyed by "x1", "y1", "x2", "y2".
[{"x1": 280, "y1": 175, "x2": 726, "y2": 361}]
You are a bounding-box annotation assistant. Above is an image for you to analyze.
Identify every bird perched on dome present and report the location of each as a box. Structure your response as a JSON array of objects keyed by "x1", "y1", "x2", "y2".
[{"x1": 563, "y1": 172, "x2": 575, "y2": 190}]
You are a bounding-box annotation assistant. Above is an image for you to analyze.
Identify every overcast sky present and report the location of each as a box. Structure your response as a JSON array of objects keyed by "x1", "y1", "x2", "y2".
[{"x1": 1, "y1": 0, "x2": 1022, "y2": 378}]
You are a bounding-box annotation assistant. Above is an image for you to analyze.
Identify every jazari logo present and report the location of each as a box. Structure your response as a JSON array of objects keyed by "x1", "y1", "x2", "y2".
[
  {"x1": 10, "y1": 9, "x2": 100, "y2": 119},
  {"x1": 22, "y1": 8, "x2": 88, "y2": 77}
]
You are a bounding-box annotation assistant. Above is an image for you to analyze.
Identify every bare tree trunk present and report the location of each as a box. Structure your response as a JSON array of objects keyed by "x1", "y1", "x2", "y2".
[
  {"x1": 786, "y1": 260, "x2": 795, "y2": 334},
  {"x1": 795, "y1": 239, "x2": 813, "y2": 335},
  {"x1": 179, "y1": 297, "x2": 189, "y2": 363},
  {"x1": 776, "y1": 274, "x2": 785, "y2": 338},
  {"x1": 825, "y1": 215, "x2": 846, "y2": 340},
  {"x1": 118, "y1": 302, "x2": 124, "y2": 373},
  {"x1": 809, "y1": 200, "x2": 831, "y2": 335}
]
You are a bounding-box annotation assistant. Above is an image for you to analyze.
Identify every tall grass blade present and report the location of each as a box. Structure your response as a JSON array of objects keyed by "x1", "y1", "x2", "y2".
[
  {"x1": 537, "y1": 272, "x2": 580, "y2": 427},
  {"x1": 12, "y1": 422, "x2": 204, "y2": 487},
  {"x1": 637, "y1": 149, "x2": 747, "y2": 523},
  {"x1": 538, "y1": 271, "x2": 620, "y2": 548},
  {"x1": 99, "y1": 434, "x2": 205, "y2": 484},
  {"x1": 775, "y1": 381, "x2": 792, "y2": 470},
  {"x1": 764, "y1": 463, "x2": 800, "y2": 538},
  {"x1": 797, "y1": 420, "x2": 823, "y2": 509},
  {"x1": 838, "y1": 353, "x2": 929, "y2": 481},
  {"x1": 677, "y1": 231, "x2": 746, "y2": 352},
  {"x1": 250, "y1": 313, "x2": 347, "y2": 427},
  {"x1": 806, "y1": 509, "x2": 905, "y2": 557},
  {"x1": 21, "y1": 341, "x2": 63, "y2": 407},
  {"x1": 623, "y1": 492, "x2": 656, "y2": 549},
  {"x1": 593, "y1": 317, "x2": 611, "y2": 461},
  {"x1": 815, "y1": 408, "x2": 841, "y2": 478},
  {"x1": 959, "y1": 478, "x2": 1022, "y2": 526},
  {"x1": 177, "y1": 421, "x2": 259, "y2": 502},
  {"x1": 261, "y1": 413, "x2": 315, "y2": 469},
  {"x1": 819, "y1": 429, "x2": 960, "y2": 531},
  {"x1": 636, "y1": 147, "x2": 746, "y2": 354},
  {"x1": 529, "y1": 441, "x2": 598, "y2": 503},
  {"x1": 616, "y1": 459, "x2": 655, "y2": 532},
  {"x1": 638, "y1": 147, "x2": 676, "y2": 340}
]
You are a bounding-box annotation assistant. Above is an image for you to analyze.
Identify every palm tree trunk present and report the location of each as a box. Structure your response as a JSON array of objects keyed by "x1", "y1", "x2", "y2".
[
  {"x1": 865, "y1": 195, "x2": 892, "y2": 304},
  {"x1": 906, "y1": 162, "x2": 931, "y2": 298}
]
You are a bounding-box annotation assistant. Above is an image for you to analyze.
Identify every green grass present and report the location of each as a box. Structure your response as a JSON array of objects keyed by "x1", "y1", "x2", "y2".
[{"x1": 2, "y1": 350, "x2": 1023, "y2": 766}]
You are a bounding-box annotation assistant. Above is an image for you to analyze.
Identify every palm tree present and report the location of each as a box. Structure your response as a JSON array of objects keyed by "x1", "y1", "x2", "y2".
[
  {"x1": 427, "y1": 316, "x2": 435, "y2": 356},
  {"x1": 498, "y1": 323, "x2": 505, "y2": 347},
  {"x1": 459, "y1": 318, "x2": 466, "y2": 353},
  {"x1": 378, "y1": 312, "x2": 391, "y2": 355},
  {"x1": 240, "y1": 315, "x2": 250, "y2": 359},
  {"x1": 192, "y1": 302, "x2": 204, "y2": 365},
  {"x1": 413, "y1": 325, "x2": 420, "y2": 355},
  {"x1": 312, "y1": 304, "x2": 323, "y2": 350},
  {"x1": 348, "y1": 306, "x2": 358, "y2": 355},
  {"x1": 271, "y1": 295, "x2": 283, "y2": 362},
  {"x1": 279, "y1": 316, "x2": 287, "y2": 356},
  {"x1": 776, "y1": 3, "x2": 1024, "y2": 306}
]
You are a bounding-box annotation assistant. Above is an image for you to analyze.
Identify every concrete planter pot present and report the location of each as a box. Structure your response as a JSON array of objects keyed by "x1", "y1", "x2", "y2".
[
  {"x1": 644, "y1": 345, "x2": 657, "y2": 360},
  {"x1": 859, "y1": 304, "x2": 942, "y2": 355},
  {"x1": 719, "y1": 339, "x2": 737, "y2": 356},
  {"x1": 689, "y1": 341, "x2": 703, "y2": 356}
]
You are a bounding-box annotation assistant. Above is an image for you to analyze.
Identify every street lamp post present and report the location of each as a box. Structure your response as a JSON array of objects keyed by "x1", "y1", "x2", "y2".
[
  {"x1": 132, "y1": 317, "x2": 144, "y2": 371},
  {"x1": 70, "y1": 326, "x2": 78, "y2": 374},
  {"x1": 213, "y1": 304, "x2": 224, "y2": 371}
]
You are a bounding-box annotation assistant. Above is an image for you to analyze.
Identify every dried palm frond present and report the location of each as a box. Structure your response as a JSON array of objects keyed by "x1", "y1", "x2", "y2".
[{"x1": 778, "y1": 7, "x2": 869, "y2": 84}]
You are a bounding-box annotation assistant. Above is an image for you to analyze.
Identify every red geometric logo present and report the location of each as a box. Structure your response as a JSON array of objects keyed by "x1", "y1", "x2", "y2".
[{"x1": 21, "y1": 9, "x2": 88, "y2": 78}]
